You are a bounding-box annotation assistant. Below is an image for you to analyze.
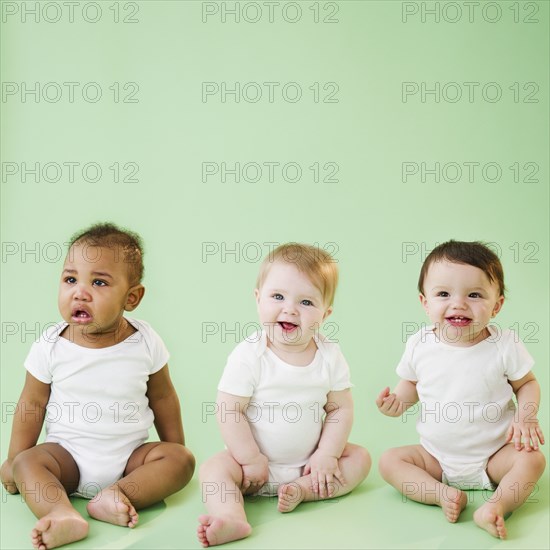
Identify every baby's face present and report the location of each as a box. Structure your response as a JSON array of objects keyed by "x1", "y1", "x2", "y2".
[
  {"x1": 255, "y1": 260, "x2": 331, "y2": 351},
  {"x1": 420, "y1": 260, "x2": 504, "y2": 346},
  {"x1": 58, "y1": 244, "x2": 139, "y2": 346}
]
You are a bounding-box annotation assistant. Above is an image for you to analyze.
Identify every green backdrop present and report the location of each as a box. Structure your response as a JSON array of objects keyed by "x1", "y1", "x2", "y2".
[{"x1": 1, "y1": 1, "x2": 548, "y2": 548}]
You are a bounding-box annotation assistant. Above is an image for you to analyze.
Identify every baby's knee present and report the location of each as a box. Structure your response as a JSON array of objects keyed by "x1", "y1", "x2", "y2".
[
  {"x1": 198, "y1": 458, "x2": 215, "y2": 481},
  {"x1": 199, "y1": 454, "x2": 225, "y2": 480},
  {"x1": 351, "y1": 445, "x2": 372, "y2": 475},
  {"x1": 524, "y1": 449, "x2": 546, "y2": 475},
  {"x1": 199, "y1": 451, "x2": 241, "y2": 482},
  {"x1": 12, "y1": 447, "x2": 41, "y2": 478},
  {"x1": 169, "y1": 444, "x2": 196, "y2": 482},
  {"x1": 378, "y1": 448, "x2": 402, "y2": 480}
]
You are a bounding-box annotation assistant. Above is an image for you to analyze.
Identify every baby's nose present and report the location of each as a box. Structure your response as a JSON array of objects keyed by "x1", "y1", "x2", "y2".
[
  {"x1": 283, "y1": 302, "x2": 298, "y2": 314},
  {"x1": 74, "y1": 284, "x2": 91, "y2": 300},
  {"x1": 451, "y1": 298, "x2": 467, "y2": 309}
]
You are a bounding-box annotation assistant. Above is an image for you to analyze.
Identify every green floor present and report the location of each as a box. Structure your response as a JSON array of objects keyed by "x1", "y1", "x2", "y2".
[{"x1": 1, "y1": 471, "x2": 548, "y2": 549}]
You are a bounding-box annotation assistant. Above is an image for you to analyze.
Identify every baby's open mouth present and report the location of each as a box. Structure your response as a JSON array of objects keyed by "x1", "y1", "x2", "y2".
[
  {"x1": 279, "y1": 321, "x2": 298, "y2": 332},
  {"x1": 72, "y1": 310, "x2": 92, "y2": 320},
  {"x1": 446, "y1": 316, "x2": 472, "y2": 327}
]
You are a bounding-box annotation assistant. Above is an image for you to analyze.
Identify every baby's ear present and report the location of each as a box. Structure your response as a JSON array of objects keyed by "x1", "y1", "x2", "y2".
[
  {"x1": 419, "y1": 294, "x2": 429, "y2": 313},
  {"x1": 491, "y1": 295, "x2": 505, "y2": 317},
  {"x1": 322, "y1": 306, "x2": 333, "y2": 321},
  {"x1": 125, "y1": 285, "x2": 145, "y2": 311}
]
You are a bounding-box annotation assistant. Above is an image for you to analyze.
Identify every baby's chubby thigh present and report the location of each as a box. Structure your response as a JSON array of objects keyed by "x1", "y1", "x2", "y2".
[{"x1": 11, "y1": 442, "x2": 81, "y2": 496}]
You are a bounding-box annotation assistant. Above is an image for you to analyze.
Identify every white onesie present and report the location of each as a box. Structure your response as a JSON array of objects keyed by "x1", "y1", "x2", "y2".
[
  {"x1": 24, "y1": 318, "x2": 169, "y2": 498},
  {"x1": 218, "y1": 330, "x2": 352, "y2": 494},
  {"x1": 397, "y1": 325, "x2": 534, "y2": 490}
]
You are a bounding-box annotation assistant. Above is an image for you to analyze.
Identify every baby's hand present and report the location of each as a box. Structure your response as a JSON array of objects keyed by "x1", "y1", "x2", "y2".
[
  {"x1": 376, "y1": 387, "x2": 403, "y2": 417},
  {"x1": 1, "y1": 460, "x2": 18, "y2": 494},
  {"x1": 241, "y1": 453, "x2": 268, "y2": 494},
  {"x1": 506, "y1": 418, "x2": 545, "y2": 452},
  {"x1": 304, "y1": 449, "x2": 345, "y2": 498}
]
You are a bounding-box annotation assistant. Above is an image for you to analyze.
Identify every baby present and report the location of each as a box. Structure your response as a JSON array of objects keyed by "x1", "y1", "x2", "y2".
[
  {"x1": 197, "y1": 243, "x2": 371, "y2": 547},
  {"x1": 377, "y1": 240, "x2": 545, "y2": 539},
  {"x1": 1, "y1": 223, "x2": 195, "y2": 550}
]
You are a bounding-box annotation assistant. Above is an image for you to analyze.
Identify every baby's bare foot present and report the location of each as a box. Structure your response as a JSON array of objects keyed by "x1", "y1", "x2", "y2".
[
  {"x1": 474, "y1": 503, "x2": 507, "y2": 539},
  {"x1": 197, "y1": 514, "x2": 251, "y2": 547},
  {"x1": 31, "y1": 507, "x2": 88, "y2": 550},
  {"x1": 440, "y1": 486, "x2": 467, "y2": 523},
  {"x1": 277, "y1": 483, "x2": 304, "y2": 513},
  {"x1": 87, "y1": 485, "x2": 138, "y2": 528}
]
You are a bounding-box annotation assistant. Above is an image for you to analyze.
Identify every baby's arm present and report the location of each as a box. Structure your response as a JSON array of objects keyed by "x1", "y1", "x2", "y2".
[
  {"x1": 376, "y1": 379, "x2": 418, "y2": 417},
  {"x1": 506, "y1": 372, "x2": 545, "y2": 451},
  {"x1": 1, "y1": 372, "x2": 50, "y2": 493},
  {"x1": 147, "y1": 364, "x2": 185, "y2": 444},
  {"x1": 306, "y1": 389, "x2": 353, "y2": 497},
  {"x1": 216, "y1": 391, "x2": 268, "y2": 493}
]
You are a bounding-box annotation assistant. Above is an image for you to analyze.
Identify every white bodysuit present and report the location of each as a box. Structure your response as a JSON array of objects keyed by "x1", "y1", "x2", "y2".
[
  {"x1": 24, "y1": 318, "x2": 169, "y2": 498},
  {"x1": 218, "y1": 330, "x2": 352, "y2": 494},
  {"x1": 396, "y1": 325, "x2": 534, "y2": 489}
]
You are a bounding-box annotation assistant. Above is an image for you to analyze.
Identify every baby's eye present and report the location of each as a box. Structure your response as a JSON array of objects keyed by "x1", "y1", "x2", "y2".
[
  {"x1": 436, "y1": 291, "x2": 449, "y2": 297},
  {"x1": 65, "y1": 276, "x2": 76, "y2": 284},
  {"x1": 469, "y1": 292, "x2": 481, "y2": 298},
  {"x1": 272, "y1": 293, "x2": 284, "y2": 301},
  {"x1": 301, "y1": 299, "x2": 313, "y2": 306},
  {"x1": 93, "y1": 279, "x2": 107, "y2": 287}
]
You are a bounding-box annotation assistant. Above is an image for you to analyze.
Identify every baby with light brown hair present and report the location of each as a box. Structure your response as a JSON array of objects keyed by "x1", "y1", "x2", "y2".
[{"x1": 198, "y1": 243, "x2": 371, "y2": 547}]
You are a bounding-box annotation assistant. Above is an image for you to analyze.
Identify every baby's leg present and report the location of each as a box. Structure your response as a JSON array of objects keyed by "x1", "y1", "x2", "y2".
[
  {"x1": 197, "y1": 451, "x2": 252, "y2": 547},
  {"x1": 12, "y1": 443, "x2": 89, "y2": 550},
  {"x1": 87, "y1": 442, "x2": 194, "y2": 527},
  {"x1": 378, "y1": 445, "x2": 467, "y2": 523},
  {"x1": 474, "y1": 443, "x2": 546, "y2": 539},
  {"x1": 278, "y1": 443, "x2": 371, "y2": 513}
]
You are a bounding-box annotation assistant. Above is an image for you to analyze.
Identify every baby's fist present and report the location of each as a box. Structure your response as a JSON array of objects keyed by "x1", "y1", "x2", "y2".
[
  {"x1": 376, "y1": 387, "x2": 402, "y2": 417},
  {"x1": 241, "y1": 453, "x2": 268, "y2": 494},
  {"x1": 1, "y1": 460, "x2": 18, "y2": 494}
]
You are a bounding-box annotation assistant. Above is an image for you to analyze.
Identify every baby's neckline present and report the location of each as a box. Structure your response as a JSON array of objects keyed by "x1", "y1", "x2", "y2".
[{"x1": 265, "y1": 345, "x2": 320, "y2": 368}]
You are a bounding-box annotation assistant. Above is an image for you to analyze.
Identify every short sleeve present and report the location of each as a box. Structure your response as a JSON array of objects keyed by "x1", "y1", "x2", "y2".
[
  {"x1": 217, "y1": 344, "x2": 258, "y2": 397},
  {"x1": 328, "y1": 344, "x2": 352, "y2": 391},
  {"x1": 396, "y1": 333, "x2": 419, "y2": 382},
  {"x1": 24, "y1": 335, "x2": 53, "y2": 384},
  {"x1": 131, "y1": 319, "x2": 170, "y2": 374},
  {"x1": 501, "y1": 330, "x2": 534, "y2": 381}
]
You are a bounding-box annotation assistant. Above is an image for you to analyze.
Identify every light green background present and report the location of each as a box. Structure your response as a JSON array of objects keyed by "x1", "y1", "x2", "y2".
[{"x1": 1, "y1": 0, "x2": 548, "y2": 548}]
